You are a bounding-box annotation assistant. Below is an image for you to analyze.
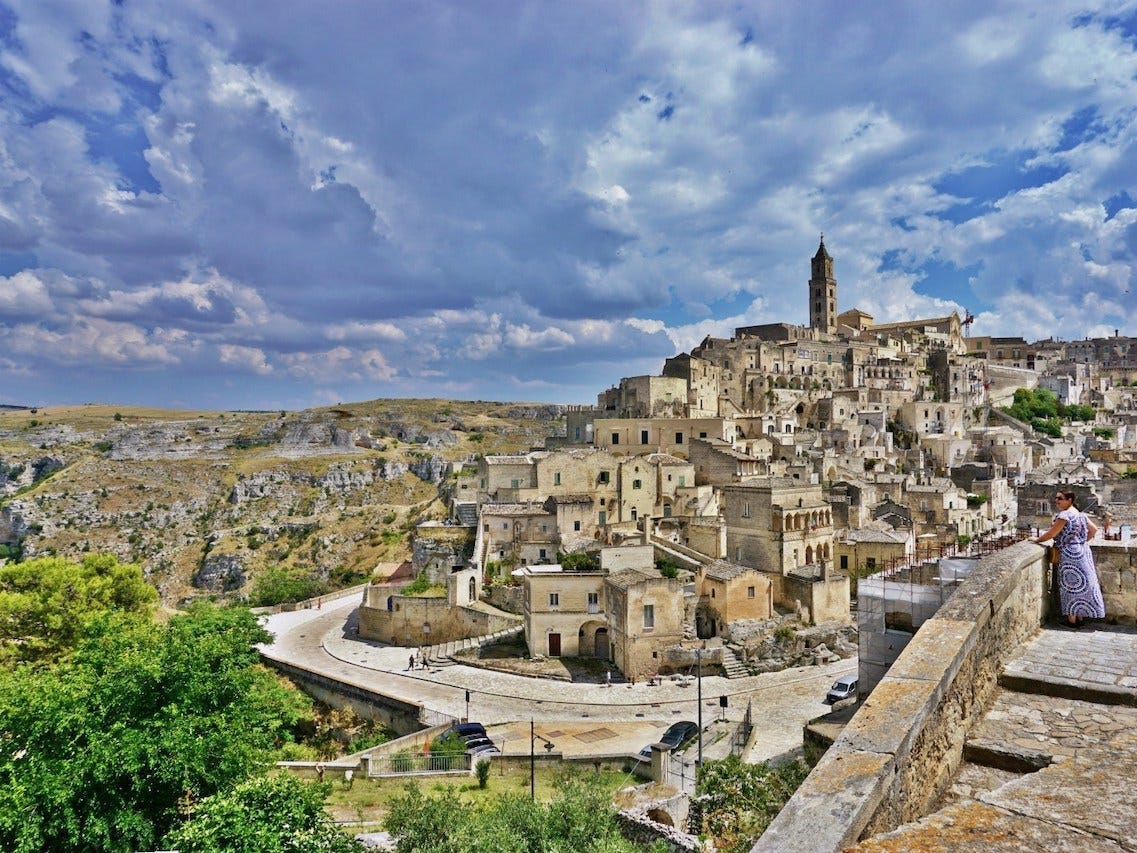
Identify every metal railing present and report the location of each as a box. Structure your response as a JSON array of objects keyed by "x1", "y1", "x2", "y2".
[
  {"x1": 367, "y1": 751, "x2": 470, "y2": 777},
  {"x1": 730, "y1": 700, "x2": 753, "y2": 757}
]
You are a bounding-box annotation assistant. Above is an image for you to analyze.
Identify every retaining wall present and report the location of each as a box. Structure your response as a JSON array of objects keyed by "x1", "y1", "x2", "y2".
[{"x1": 754, "y1": 541, "x2": 1048, "y2": 852}]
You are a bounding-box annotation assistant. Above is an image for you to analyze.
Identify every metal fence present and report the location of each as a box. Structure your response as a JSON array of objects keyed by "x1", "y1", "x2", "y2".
[
  {"x1": 367, "y1": 751, "x2": 470, "y2": 777},
  {"x1": 669, "y1": 753, "x2": 698, "y2": 794},
  {"x1": 730, "y1": 700, "x2": 753, "y2": 757}
]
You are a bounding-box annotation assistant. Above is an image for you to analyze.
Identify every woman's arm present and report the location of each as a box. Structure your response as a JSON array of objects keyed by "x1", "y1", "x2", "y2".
[
  {"x1": 1033, "y1": 517, "x2": 1067, "y2": 544},
  {"x1": 1087, "y1": 517, "x2": 1099, "y2": 539}
]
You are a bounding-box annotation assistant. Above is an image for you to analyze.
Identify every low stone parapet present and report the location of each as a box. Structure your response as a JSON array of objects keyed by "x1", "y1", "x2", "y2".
[{"x1": 754, "y1": 541, "x2": 1048, "y2": 852}]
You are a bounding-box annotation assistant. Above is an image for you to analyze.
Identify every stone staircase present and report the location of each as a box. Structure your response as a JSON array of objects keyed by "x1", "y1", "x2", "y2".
[
  {"x1": 720, "y1": 645, "x2": 749, "y2": 679},
  {"x1": 424, "y1": 624, "x2": 525, "y2": 666},
  {"x1": 453, "y1": 501, "x2": 478, "y2": 526}
]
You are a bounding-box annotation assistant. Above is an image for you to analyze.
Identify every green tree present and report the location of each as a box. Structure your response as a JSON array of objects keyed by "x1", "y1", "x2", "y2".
[
  {"x1": 0, "y1": 604, "x2": 311, "y2": 853},
  {"x1": 0, "y1": 554, "x2": 157, "y2": 665},
  {"x1": 164, "y1": 774, "x2": 362, "y2": 853},
  {"x1": 690, "y1": 754, "x2": 812, "y2": 853},
  {"x1": 384, "y1": 774, "x2": 639, "y2": 853},
  {"x1": 558, "y1": 551, "x2": 599, "y2": 572},
  {"x1": 248, "y1": 565, "x2": 329, "y2": 606}
]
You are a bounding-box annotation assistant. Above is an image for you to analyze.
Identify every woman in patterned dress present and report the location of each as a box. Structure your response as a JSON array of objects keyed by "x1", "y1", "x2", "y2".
[{"x1": 1033, "y1": 489, "x2": 1105, "y2": 628}]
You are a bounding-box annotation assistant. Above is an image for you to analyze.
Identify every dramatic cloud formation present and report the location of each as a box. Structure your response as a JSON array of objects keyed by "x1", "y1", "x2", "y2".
[{"x1": 0, "y1": 1, "x2": 1135, "y2": 408}]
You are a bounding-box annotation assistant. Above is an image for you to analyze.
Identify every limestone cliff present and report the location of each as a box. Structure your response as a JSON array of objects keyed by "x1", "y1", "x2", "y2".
[{"x1": 0, "y1": 399, "x2": 563, "y2": 606}]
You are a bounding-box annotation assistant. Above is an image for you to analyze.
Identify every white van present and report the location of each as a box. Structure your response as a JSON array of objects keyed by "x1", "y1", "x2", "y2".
[{"x1": 825, "y1": 677, "x2": 858, "y2": 704}]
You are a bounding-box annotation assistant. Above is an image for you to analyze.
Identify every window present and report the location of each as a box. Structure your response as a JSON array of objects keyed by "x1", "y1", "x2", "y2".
[
  {"x1": 643, "y1": 604, "x2": 655, "y2": 629},
  {"x1": 511, "y1": 479, "x2": 520, "y2": 488},
  {"x1": 611, "y1": 432, "x2": 619, "y2": 445},
  {"x1": 747, "y1": 586, "x2": 755, "y2": 598},
  {"x1": 678, "y1": 475, "x2": 685, "y2": 486},
  {"x1": 554, "y1": 472, "x2": 561, "y2": 485},
  {"x1": 699, "y1": 432, "x2": 707, "y2": 438},
  {"x1": 710, "y1": 588, "x2": 716, "y2": 599},
  {"x1": 588, "y1": 592, "x2": 599, "y2": 613},
  {"x1": 598, "y1": 510, "x2": 606, "y2": 525},
  {"x1": 631, "y1": 508, "x2": 638, "y2": 521},
  {"x1": 866, "y1": 557, "x2": 877, "y2": 569},
  {"x1": 633, "y1": 479, "x2": 642, "y2": 489},
  {"x1": 641, "y1": 430, "x2": 649, "y2": 444},
  {"x1": 574, "y1": 520, "x2": 581, "y2": 531},
  {"x1": 742, "y1": 501, "x2": 750, "y2": 518},
  {"x1": 840, "y1": 555, "x2": 848, "y2": 570},
  {"x1": 675, "y1": 432, "x2": 684, "y2": 444},
  {"x1": 549, "y1": 593, "x2": 559, "y2": 607},
  {"x1": 599, "y1": 470, "x2": 610, "y2": 484},
  {"x1": 539, "y1": 548, "x2": 547, "y2": 560}
]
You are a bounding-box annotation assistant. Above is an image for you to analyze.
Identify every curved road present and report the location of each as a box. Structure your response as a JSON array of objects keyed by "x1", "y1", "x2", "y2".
[{"x1": 259, "y1": 591, "x2": 856, "y2": 763}]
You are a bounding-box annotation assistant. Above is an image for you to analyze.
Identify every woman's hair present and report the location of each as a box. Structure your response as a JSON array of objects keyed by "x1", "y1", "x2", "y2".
[{"x1": 1057, "y1": 489, "x2": 1078, "y2": 507}]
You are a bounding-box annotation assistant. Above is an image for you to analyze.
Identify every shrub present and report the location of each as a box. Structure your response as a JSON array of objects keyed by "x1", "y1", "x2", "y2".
[
  {"x1": 475, "y1": 758, "x2": 492, "y2": 788},
  {"x1": 248, "y1": 566, "x2": 329, "y2": 607}
]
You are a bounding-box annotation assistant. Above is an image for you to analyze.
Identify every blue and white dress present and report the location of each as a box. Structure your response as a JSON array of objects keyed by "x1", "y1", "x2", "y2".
[{"x1": 1054, "y1": 507, "x2": 1105, "y2": 619}]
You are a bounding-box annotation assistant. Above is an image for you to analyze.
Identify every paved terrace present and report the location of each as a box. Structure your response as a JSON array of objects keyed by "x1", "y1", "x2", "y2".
[
  {"x1": 259, "y1": 590, "x2": 855, "y2": 764},
  {"x1": 757, "y1": 541, "x2": 1137, "y2": 853}
]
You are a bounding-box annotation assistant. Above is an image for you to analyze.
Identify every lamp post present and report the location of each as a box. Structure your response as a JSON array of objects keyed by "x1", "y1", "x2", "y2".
[{"x1": 530, "y1": 719, "x2": 555, "y2": 800}]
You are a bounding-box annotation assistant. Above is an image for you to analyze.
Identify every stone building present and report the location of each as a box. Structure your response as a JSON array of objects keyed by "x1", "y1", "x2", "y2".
[
  {"x1": 694, "y1": 559, "x2": 773, "y2": 639},
  {"x1": 519, "y1": 563, "x2": 607, "y2": 659},
  {"x1": 605, "y1": 567, "x2": 686, "y2": 681}
]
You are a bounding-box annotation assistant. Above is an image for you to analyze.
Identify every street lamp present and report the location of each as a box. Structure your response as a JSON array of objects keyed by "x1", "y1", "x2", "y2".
[{"x1": 530, "y1": 719, "x2": 556, "y2": 800}]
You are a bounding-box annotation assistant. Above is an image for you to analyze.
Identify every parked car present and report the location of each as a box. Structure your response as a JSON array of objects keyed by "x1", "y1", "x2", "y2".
[
  {"x1": 463, "y1": 736, "x2": 500, "y2": 756},
  {"x1": 449, "y1": 722, "x2": 487, "y2": 739},
  {"x1": 825, "y1": 677, "x2": 858, "y2": 705},
  {"x1": 638, "y1": 720, "x2": 699, "y2": 760}
]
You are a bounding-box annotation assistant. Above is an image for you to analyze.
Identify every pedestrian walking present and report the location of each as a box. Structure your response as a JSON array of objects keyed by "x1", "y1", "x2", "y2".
[
  {"x1": 408, "y1": 653, "x2": 415, "y2": 671},
  {"x1": 605, "y1": 670, "x2": 611, "y2": 687}
]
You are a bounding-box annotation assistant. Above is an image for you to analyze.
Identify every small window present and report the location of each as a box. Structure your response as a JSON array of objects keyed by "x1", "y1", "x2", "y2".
[
  {"x1": 699, "y1": 432, "x2": 707, "y2": 439},
  {"x1": 675, "y1": 432, "x2": 684, "y2": 444},
  {"x1": 747, "y1": 586, "x2": 755, "y2": 598},
  {"x1": 631, "y1": 508, "x2": 638, "y2": 521},
  {"x1": 539, "y1": 548, "x2": 547, "y2": 560},
  {"x1": 549, "y1": 593, "x2": 560, "y2": 607},
  {"x1": 678, "y1": 475, "x2": 686, "y2": 486},
  {"x1": 573, "y1": 520, "x2": 581, "y2": 531},
  {"x1": 742, "y1": 501, "x2": 750, "y2": 518},
  {"x1": 554, "y1": 472, "x2": 561, "y2": 485},
  {"x1": 611, "y1": 432, "x2": 620, "y2": 445},
  {"x1": 840, "y1": 555, "x2": 848, "y2": 570},
  {"x1": 633, "y1": 479, "x2": 642, "y2": 489},
  {"x1": 710, "y1": 588, "x2": 716, "y2": 599},
  {"x1": 641, "y1": 430, "x2": 649, "y2": 444},
  {"x1": 599, "y1": 471, "x2": 610, "y2": 484},
  {"x1": 643, "y1": 604, "x2": 655, "y2": 629},
  {"x1": 866, "y1": 557, "x2": 877, "y2": 569},
  {"x1": 511, "y1": 479, "x2": 520, "y2": 489}
]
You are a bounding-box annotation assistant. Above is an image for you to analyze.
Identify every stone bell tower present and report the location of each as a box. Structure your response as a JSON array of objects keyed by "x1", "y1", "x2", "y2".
[{"x1": 809, "y1": 235, "x2": 836, "y2": 336}]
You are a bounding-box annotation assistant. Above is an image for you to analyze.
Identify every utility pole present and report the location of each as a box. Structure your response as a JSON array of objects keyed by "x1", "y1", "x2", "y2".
[{"x1": 696, "y1": 645, "x2": 703, "y2": 769}]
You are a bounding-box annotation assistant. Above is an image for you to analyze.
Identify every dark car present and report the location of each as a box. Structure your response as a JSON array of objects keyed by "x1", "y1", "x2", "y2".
[
  {"x1": 450, "y1": 722, "x2": 487, "y2": 739},
  {"x1": 638, "y1": 720, "x2": 699, "y2": 759}
]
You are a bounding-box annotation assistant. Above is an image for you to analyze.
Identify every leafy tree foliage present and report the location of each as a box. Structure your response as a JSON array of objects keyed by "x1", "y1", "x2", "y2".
[
  {"x1": 1000, "y1": 388, "x2": 1095, "y2": 438},
  {"x1": 164, "y1": 774, "x2": 362, "y2": 853},
  {"x1": 384, "y1": 774, "x2": 642, "y2": 853},
  {"x1": 0, "y1": 603, "x2": 311, "y2": 853},
  {"x1": 248, "y1": 564, "x2": 329, "y2": 606},
  {"x1": 0, "y1": 554, "x2": 157, "y2": 665},
  {"x1": 689, "y1": 754, "x2": 812, "y2": 853},
  {"x1": 558, "y1": 551, "x2": 600, "y2": 572}
]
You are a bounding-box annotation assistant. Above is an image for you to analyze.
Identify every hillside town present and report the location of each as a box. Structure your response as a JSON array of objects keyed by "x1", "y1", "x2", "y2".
[{"x1": 361, "y1": 238, "x2": 1137, "y2": 684}]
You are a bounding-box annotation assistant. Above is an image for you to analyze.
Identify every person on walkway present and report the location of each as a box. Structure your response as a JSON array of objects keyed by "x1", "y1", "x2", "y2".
[{"x1": 1033, "y1": 489, "x2": 1105, "y2": 628}]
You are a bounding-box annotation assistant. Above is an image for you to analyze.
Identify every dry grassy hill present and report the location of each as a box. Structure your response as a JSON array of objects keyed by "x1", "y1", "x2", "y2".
[{"x1": 0, "y1": 399, "x2": 565, "y2": 606}]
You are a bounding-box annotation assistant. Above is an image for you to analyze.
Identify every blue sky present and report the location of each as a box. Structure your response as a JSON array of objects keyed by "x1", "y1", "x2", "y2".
[{"x1": 1, "y1": 1, "x2": 1136, "y2": 410}]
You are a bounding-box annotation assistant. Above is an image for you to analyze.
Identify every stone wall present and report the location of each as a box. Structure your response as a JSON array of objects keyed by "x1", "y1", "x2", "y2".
[
  {"x1": 754, "y1": 541, "x2": 1047, "y2": 852},
  {"x1": 1093, "y1": 541, "x2": 1137, "y2": 623},
  {"x1": 780, "y1": 571, "x2": 850, "y2": 626},
  {"x1": 359, "y1": 596, "x2": 517, "y2": 647}
]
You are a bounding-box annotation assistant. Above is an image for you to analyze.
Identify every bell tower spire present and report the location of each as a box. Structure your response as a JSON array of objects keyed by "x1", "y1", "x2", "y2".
[{"x1": 809, "y1": 234, "x2": 836, "y2": 336}]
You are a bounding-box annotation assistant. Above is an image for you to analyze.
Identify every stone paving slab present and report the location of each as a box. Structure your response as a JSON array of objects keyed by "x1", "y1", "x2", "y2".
[
  {"x1": 847, "y1": 800, "x2": 1127, "y2": 852},
  {"x1": 1001, "y1": 625, "x2": 1137, "y2": 706}
]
